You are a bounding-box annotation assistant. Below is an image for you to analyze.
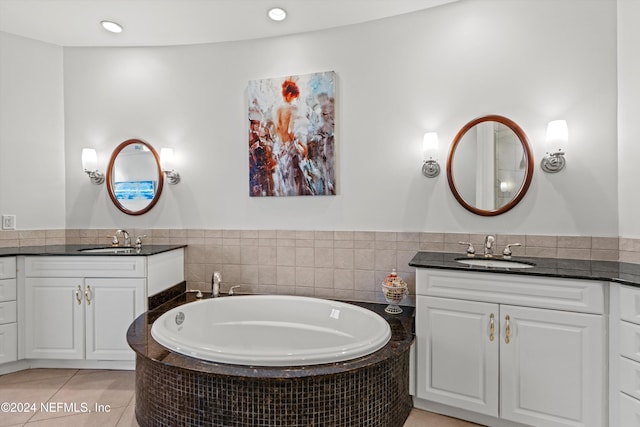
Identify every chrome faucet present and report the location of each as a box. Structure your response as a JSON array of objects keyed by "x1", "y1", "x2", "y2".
[
  {"x1": 211, "y1": 271, "x2": 222, "y2": 298},
  {"x1": 484, "y1": 235, "x2": 495, "y2": 258},
  {"x1": 116, "y1": 229, "x2": 131, "y2": 247}
]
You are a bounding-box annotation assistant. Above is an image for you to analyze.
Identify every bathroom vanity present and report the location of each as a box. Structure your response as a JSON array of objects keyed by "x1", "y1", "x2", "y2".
[
  {"x1": 0, "y1": 245, "x2": 185, "y2": 374},
  {"x1": 0, "y1": 257, "x2": 17, "y2": 365},
  {"x1": 410, "y1": 251, "x2": 640, "y2": 427}
]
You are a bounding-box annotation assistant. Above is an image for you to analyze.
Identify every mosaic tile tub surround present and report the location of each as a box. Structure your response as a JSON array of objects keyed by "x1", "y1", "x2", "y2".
[{"x1": 128, "y1": 294, "x2": 414, "y2": 427}]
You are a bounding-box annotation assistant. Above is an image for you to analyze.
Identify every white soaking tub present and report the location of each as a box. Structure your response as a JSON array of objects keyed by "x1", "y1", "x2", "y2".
[{"x1": 150, "y1": 295, "x2": 391, "y2": 366}]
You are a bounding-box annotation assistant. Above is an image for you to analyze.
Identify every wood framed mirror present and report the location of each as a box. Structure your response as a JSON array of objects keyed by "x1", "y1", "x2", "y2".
[
  {"x1": 106, "y1": 139, "x2": 164, "y2": 216},
  {"x1": 446, "y1": 115, "x2": 534, "y2": 216}
]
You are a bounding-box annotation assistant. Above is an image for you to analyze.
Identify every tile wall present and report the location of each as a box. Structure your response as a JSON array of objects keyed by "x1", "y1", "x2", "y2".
[{"x1": 1, "y1": 229, "x2": 638, "y2": 304}]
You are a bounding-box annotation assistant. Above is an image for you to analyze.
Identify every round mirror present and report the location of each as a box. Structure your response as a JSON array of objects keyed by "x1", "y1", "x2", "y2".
[
  {"x1": 446, "y1": 115, "x2": 533, "y2": 216},
  {"x1": 106, "y1": 139, "x2": 164, "y2": 216}
]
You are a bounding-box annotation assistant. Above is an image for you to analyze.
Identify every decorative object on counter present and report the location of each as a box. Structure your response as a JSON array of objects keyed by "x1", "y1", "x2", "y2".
[
  {"x1": 382, "y1": 269, "x2": 408, "y2": 314},
  {"x1": 81, "y1": 148, "x2": 105, "y2": 185},
  {"x1": 540, "y1": 119, "x2": 568, "y2": 173},
  {"x1": 422, "y1": 132, "x2": 440, "y2": 178},
  {"x1": 160, "y1": 148, "x2": 181, "y2": 184},
  {"x1": 447, "y1": 115, "x2": 534, "y2": 216}
]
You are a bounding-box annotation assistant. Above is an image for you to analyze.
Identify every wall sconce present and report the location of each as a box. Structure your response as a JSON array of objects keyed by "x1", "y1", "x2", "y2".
[
  {"x1": 81, "y1": 148, "x2": 105, "y2": 184},
  {"x1": 422, "y1": 132, "x2": 440, "y2": 178},
  {"x1": 540, "y1": 120, "x2": 568, "y2": 173},
  {"x1": 160, "y1": 148, "x2": 181, "y2": 185}
]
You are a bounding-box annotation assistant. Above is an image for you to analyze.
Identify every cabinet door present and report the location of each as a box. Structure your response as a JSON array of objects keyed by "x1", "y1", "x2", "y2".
[
  {"x1": 500, "y1": 305, "x2": 605, "y2": 427},
  {"x1": 25, "y1": 277, "x2": 84, "y2": 359},
  {"x1": 84, "y1": 278, "x2": 145, "y2": 361},
  {"x1": 415, "y1": 296, "x2": 499, "y2": 417},
  {"x1": 0, "y1": 323, "x2": 17, "y2": 364}
]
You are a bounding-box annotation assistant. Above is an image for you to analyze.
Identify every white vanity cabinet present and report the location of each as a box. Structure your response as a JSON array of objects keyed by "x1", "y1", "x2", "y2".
[
  {"x1": 612, "y1": 284, "x2": 640, "y2": 426},
  {"x1": 415, "y1": 268, "x2": 606, "y2": 427},
  {"x1": 22, "y1": 251, "x2": 183, "y2": 363},
  {"x1": 24, "y1": 276, "x2": 144, "y2": 361},
  {"x1": 0, "y1": 257, "x2": 17, "y2": 364}
]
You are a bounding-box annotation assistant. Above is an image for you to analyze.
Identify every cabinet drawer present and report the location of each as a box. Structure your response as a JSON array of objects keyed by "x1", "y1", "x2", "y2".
[
  {"x1": 620, "y1": 392, "x2": 640, "y2": 427},
  {"x1": 416, "y1": 269, "x2": 605, "y2": 314},
  {"x1": 0, "y1": 279, "x2": 17, "y2": 303},
  {"x1": 620, "y1": 285, "x2": 640, "y2": 326},
  {"x1": 0, "y1": 301, "x2": 16, "y2": 325},
  {"x1": 25, "y1": 256, "x2": 146, "y2": 278},
  {"x1": 620, "y1": 356, "x2": 640, "y2": 400},
  {"x1": 620, "y1": 321, "x2": 640, "y2": 363},
  {"x1": 0, "y1": 323, "x2": 17, "y2": 364},
  {"x1": 0, "y1": 257, "x2": 16, "y2": 280}
]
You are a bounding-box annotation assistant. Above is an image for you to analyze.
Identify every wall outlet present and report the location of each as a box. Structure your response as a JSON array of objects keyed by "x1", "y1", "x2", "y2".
[{"x1": 2, "y1": 215, "x2": 16, "y2": 230}]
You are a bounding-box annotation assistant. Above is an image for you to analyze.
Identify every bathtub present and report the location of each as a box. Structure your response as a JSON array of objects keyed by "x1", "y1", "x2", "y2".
[{"x1": 150, "y1": 295, "x2": 391, "y2": 366}]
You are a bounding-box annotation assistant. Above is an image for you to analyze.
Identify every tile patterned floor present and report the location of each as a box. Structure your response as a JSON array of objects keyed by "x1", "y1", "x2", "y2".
[{"x1": 0, "y1": 369, "x2": 483, "y2": 426}]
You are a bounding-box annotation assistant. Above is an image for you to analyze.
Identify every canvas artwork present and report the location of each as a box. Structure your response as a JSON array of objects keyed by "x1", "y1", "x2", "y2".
[{"x1": 248, "y1": 71, "x2": 336, "y2": 197}]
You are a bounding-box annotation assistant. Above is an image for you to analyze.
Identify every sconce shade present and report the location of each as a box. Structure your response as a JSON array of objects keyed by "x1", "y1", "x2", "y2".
[
  {"x1": 82, "y1": 148, "x2": 98, "y2": 171},
  {"x1": 160, "y1": 148, "x2": 174, "y2": 171},
  {"x1": 546, "y1": 120, "x2": 568, "y2": 151},
  {"x1": 423, "y1": 132, "x2": 439, "y2": 159}
]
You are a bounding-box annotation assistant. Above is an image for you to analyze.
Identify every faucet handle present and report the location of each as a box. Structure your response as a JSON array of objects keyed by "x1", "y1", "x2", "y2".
[
  {"x1": 135, "y1": 235, "x2": 147, "y2": 249},
  {"x1": 106, "y1": 235, "x2": 119, "y2": 246},
  {"x1": 228, "y1": 285, "x2": 241, "y2": 296},
  {"x1": 458, "y1": 241, "x2": 476, "y2": 256},
  {"x1": 503, "y1": 243, "x2": 522, "y2": 258}
]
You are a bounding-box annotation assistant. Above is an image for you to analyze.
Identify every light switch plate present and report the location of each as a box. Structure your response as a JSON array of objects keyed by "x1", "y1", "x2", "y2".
[{"x1": 2, "y1": 215, "x2": 16, "y2": 230}]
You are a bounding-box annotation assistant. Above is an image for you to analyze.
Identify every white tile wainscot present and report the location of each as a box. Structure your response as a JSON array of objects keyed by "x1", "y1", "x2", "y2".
[
  {"x1": 8, "y1": 248, "x2": 184, "y2": 373},
  {"x1": 413, "y1": 268, "x2": 607, "y2": 427}
]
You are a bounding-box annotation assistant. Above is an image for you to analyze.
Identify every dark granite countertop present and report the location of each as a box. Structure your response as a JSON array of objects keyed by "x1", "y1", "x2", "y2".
[
  {"x1": 409, "y1": 251, "x2": 640, "y2": 288},
  {"x1": 127, "y1": 293, "x2": 414, "y2": 379},
  {"x1": 0, "y1": 244, "x2": 186, "y2": 257}
]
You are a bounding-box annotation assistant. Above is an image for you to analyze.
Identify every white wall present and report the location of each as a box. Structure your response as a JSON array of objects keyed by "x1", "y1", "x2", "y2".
[
  {"x1": 618, "y1": 0, "x2": 640, "y2": 239},
  {"x1": 58, "y1": 0, "x2": 615, "y2": 235},
  {"x1": 0, "y1": 32, "x2": 66, "y2": 229}
]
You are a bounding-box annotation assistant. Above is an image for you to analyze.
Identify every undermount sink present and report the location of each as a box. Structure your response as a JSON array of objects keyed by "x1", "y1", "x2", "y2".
[
  {"x1": 78, "y1": 247, "x2": 136, "y2": 254},
  {"x1": 455, "y1": 258, "x2": 535, "y2": 269}
]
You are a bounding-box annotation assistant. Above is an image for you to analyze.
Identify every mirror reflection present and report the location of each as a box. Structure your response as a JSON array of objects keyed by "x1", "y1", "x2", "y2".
[
  {"x1": 446, "y1": 115, "x2": 533, "y2": 216},
  {"x1": 106, "y1": 139, "x2": 164, "y2": 215}
]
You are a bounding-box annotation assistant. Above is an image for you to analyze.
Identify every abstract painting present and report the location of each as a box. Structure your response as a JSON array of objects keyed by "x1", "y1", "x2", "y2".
[{"x1": 248, "y1": 71, "x2": 336, "y2": 197}]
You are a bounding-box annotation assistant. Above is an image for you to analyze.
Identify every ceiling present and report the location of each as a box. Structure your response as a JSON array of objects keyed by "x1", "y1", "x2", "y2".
[{"x1": 0, "y1": 0, "x2": 458, "y2": 47}]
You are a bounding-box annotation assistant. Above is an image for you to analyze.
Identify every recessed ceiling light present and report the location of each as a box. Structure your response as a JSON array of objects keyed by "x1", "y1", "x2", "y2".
[
  {"x1": 101, "y1": 20, "x2": 123, "y2": 34},
  {"x1": 268, "y1": 7, "x2": 287, "y2": 22}
]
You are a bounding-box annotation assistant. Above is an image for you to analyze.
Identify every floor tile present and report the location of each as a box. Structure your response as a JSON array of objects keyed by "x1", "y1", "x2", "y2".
[
  {"x1": 0, "y1": 369, "x2": 76, "y2": 386},
  {"x1": 23, "y1": 406, "x2": 126, "y2": 426},
  {"x1": 28, "y1": 370, "x2": 135, "y2": 422},
  {"x1": 115, "y1": 404, "x2": 138, "y2": 427},
  {"x1": 0, "y1": 376, "x2": 72, "y2": 426}
]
